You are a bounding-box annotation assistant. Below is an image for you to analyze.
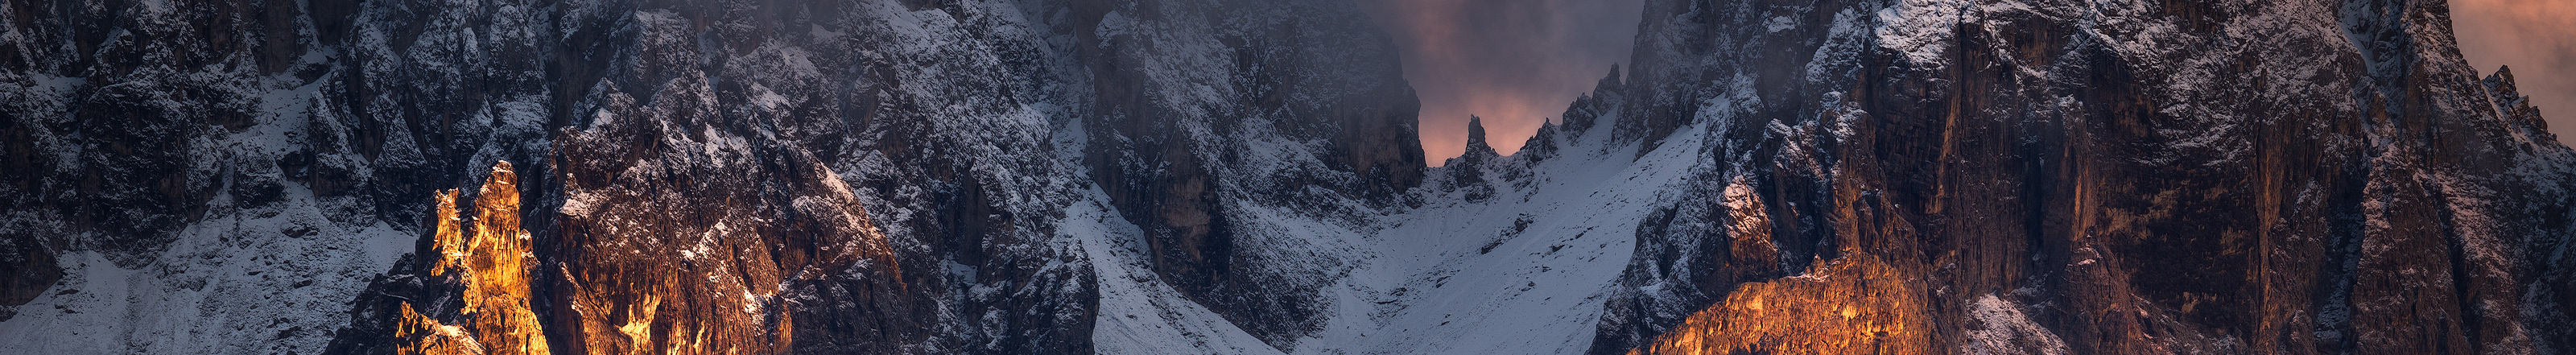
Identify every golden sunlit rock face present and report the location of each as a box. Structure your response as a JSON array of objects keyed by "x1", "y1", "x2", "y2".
[
  {"x1": 1624, "y1": 253, "x2": 1933, "y2": 355},
  {"x1": 396, "y1": 162, "x2": 551, "y2": 355},
  {"x1": 381, "y1": 155, "x2": 907, "y2": 355}
]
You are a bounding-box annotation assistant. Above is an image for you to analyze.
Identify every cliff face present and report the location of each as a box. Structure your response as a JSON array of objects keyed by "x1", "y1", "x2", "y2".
[
  {"x1": 1067, "y1": 0, "x2": 1422, "y2": 345},
  {"x1": 0, "y1": 0, "x2": 1415, "y2": 353},
  {"x1": 389, "y1": 163, "x2": 549, "y2": 355},
  {"x1": 2, "y1": 0, "x2": 2571, "y2": 353},
  {"x1": 0, "y1": 1, "x2": 554, "y2": 353},
  {"x1": 1589, "y1": 0, "x2": 2576, "y2": 353}
]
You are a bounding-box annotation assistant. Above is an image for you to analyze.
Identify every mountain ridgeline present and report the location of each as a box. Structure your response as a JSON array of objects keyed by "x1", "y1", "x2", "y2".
[
  {"x1": 1586, "y1": 0, "x2": 2576, "y2": 353},
  {"x1": 0, "y1": 0, "x2": 2570, "y2": 354}
]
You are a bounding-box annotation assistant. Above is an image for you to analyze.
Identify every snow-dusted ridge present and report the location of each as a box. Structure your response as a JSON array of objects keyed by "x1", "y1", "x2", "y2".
[{"x1": 5, "y1": 0, "x2": 2576, "y2": 354}]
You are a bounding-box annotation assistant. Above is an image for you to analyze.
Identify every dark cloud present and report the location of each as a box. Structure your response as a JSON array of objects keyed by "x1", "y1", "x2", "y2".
[
  {"x1": 2452, "y1": 0, "x2": 2576, "y2": 147},
  {"x1": 1356, "y1": 0, "x2": 1646, "y2": 164}
]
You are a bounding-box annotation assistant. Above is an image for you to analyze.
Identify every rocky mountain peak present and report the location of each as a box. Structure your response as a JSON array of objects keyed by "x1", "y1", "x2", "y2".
[
  {"x1": 1, "y1": 0, "x2": 2570, "y2": 354},
  {"x1": 1591, "y1": 0, "x2": 2576, "y2": 353},
  {"x1": 1462, "y1": 115, "x2": 1498, "y2": 161}
]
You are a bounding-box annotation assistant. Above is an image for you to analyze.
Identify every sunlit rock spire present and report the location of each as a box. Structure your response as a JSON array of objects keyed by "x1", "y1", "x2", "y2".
[{"x1": 394, "y1": 161, "x2": 549, "y2": 355}]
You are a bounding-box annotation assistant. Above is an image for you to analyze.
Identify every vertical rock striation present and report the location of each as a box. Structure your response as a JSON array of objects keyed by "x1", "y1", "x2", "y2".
[
  {"x1": 4, "y1": 0, "x2": 1417, "y2": 353},
  {"x1": 1591, "y1": 0, "x2": 2576, "y2": 354},
  {"x1": 5, "y1": 0, "x2": 2569, "y2": 353},
  {"x1": 1067, "y1": 0, "x2": 1422, "y2": 348},
  {"x1": 390, "y1": 162, "x2": 548, "y2": 355}
]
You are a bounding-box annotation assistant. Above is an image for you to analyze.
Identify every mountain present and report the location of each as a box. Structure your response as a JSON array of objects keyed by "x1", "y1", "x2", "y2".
[
  {"x1": 1585, "y1": 0, "x2": 2576, "y2": 353},
  {"x1": 1, "y1": 0, "x2": 2570, "y2": 354},
  {"x1": 1, "y1": 0, "x2": 1415, "y2": 353}
]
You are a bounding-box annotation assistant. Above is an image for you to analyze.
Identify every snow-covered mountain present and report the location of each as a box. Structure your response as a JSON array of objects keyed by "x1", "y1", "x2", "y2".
[
  {"x1": 1587, "y1": 0, "x2": 2576, "y2": 353},
  {"x1": 2, "y1": 0, "x2": 2570, "y2": 354}
]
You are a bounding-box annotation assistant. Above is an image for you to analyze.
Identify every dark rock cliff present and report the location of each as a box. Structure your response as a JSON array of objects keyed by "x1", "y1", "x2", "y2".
[
  {"x1": 2, "y1": 0, "x2": 1417, "y2": 353},
  {"x1": 1065, "y1": 0, "x2": 1421, "y2": 348},
  {"x1": 1592, "y1": 0, "x2": 2576, "y2": 353},
  {"x1": 6, "y1": 0, "x2": 2570, "y2": 353}
]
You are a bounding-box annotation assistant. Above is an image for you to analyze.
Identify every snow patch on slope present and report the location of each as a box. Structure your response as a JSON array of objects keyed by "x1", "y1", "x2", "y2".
[
  {"x1": 0, "y1": 200, "x2": 414, "y2": 355},
  {"x1": 1073, "y1": 196, "x2": 1291, "y2": 355},
  {"x1": 0, "y1": 72, "x2": 423, "y2": 355},
  {"x1": 1287, "y1": 111, "x2": 1711, "y2": 355}
]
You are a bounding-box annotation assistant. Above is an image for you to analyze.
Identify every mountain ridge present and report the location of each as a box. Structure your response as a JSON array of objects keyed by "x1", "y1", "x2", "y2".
[{"x1": 1, "y1": 0, "x2": 2570, "y2": 354}]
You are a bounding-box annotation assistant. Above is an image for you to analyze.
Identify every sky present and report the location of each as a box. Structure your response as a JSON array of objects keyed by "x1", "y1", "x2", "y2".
[
  {"x1": 1368, "y1": 1, "x2": 2576, "y2": 165},
  {"x1": 1356, "y1": 0, "x2": 1647, "y2": 166},
  {"x1": 2452, "y1": 0, "x2": 2576, "y2": 147}
]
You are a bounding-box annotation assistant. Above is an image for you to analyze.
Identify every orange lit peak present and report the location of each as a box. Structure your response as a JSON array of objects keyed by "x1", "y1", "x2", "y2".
[
  {"x1": 398, "y1": 161, "x2": 551, "y2": 355},
  {"x1": 1626, "y1": 253, "x2": 1935, "y2": 355}
]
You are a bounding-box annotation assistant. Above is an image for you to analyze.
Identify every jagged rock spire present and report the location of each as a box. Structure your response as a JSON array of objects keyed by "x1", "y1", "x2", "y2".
[
  {"x1": 2484, "y1": 65, "x2": 2554, "y2": 135},
  {"x1": 1446, "y1": 116, "x2": 1501, "y2": 202},
  {"x1": 1600, "y1": 64, "x2": 1623, "y2": 89},
  {"x1": 1462, "y1": 115, "x2": 1499, "y2": 160}
]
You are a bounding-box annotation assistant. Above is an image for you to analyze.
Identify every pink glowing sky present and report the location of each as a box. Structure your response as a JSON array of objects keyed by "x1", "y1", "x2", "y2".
[
  {"x1": 2453, "y1": 0, "x2": 2576, "y2": 147},
  {"x1": 1367, "y1": 1, "x2": 2576, "y2": 164},
  {"x1": 1356, "y1": 0, "x2": 1645, "y2": 166}
]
